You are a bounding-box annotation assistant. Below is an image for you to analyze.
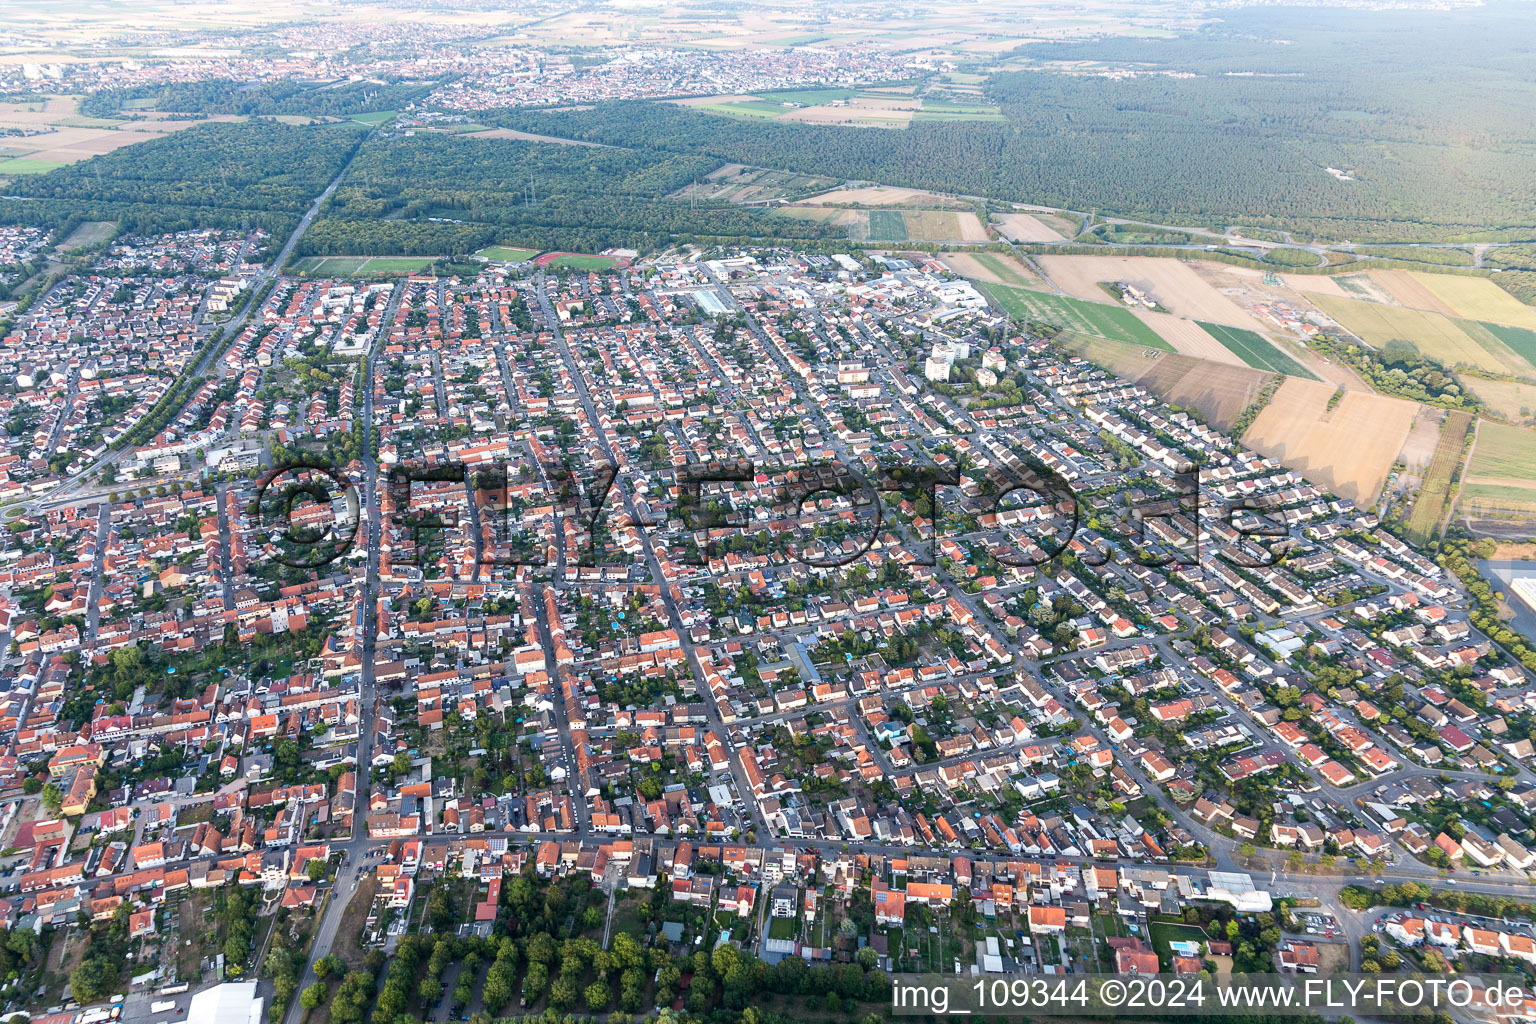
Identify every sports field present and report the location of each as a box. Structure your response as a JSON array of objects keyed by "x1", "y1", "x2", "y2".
[
  {"x1": 1198, "y1": 322, "x2": 1319, "y2": 380},
  {"x1": 1309, "y1": 294, "x2": 1525, "y2": 375},
  {"x1": 1405, "y1": 410, "x2": 1473, "y2": 544},
  {"x1": 291, "y1": 256, "x2": 433, "y2": 276},
  {"x1": 981, "y1": 284, "x2": 1171, "y2": 350},
  {"x1": 866, "y1": 209, "x2": 908, "y2": 241},
  {"x1": 536, "y1": 252, "x2": 620, "y2": 271},
  {"x1": 477, "y1": 246, "x2": 540, "y2": 262}
]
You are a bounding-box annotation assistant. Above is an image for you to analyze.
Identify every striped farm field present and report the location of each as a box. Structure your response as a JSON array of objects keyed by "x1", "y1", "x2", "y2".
[
  {"x1": 980, "y1": 284, "x2": 1172, "y2": 350},
  {"x1": 1463, "y1": 420, "x2": 1536, "y2": 514},
  {"x1": 866, "y1": 209, "x2": 908, "y2": 241},
  {"x1": 1410, "y1": 273, "x2": 1536, "y2": 331},
  {"x1": 1197, "y1": 322, "x2": 1319, "y2": 380},
  {"x1": 1309, "y1": 294, "x2": 1520, "y2": 374},
  {"x1": 1405, "y1": 410, "x2": 1473, "y2": 544}
]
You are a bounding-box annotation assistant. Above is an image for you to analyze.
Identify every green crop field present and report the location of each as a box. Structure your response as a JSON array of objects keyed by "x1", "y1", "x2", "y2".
[
  {"x1": 1405, "y1": 410, "x2": 1473, "y2": 543},
  {"x1": 477, "y1": 246, "x2": 540, "y2": 263},
  {"x1": 971, "y1": 253, "x2": 1037, "y2": 288},
  {"x1": 698, "y1": 102, "x2": 783, "y2": 119},
  {"x1": 349, "y1": 111, "x2": 397, "y2": 125},
  {"x1": 981, "y1": 283, "x2": 1172, "y2": 350},
  {"x1": 760, "y1": 88, "x2": 860, "y2": 105},
  {"x1": 1310, "y1": 294, "x2": 1514, "y2": 374},
  {"x1": 291, "y1": 255, "x2": 433, "y2": 276},
  {"x1": 1198, "y1": 322, "x2": 1319, "y2": 379},
  {"x1": 0, "y1": 159, "x2": 67, "y2": 175},
  {"x1": 1478, "y1": 322, "x2": 1536, "y2": 373},
  {"x1": 866, "y1": 209, "x2": 908, "y2": 241}
]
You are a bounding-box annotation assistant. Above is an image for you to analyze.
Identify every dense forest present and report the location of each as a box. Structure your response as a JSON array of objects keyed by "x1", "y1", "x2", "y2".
[
  {"x1": 0, "y1": 119, "x2": 365, "y2": 236},
  {"x1": 296, "y1": 132, "x2": 840, "y2": 256},
  {"x1": 78, "y1": 76, "x2": 438, "y2": 118},
  {"x1": 489, "y1": 4, "x2": 1536, "y2": 242}
]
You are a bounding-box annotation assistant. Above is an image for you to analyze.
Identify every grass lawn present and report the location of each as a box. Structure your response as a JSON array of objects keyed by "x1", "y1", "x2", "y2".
[
  {"x1": 350, "y1": 111, "x2": 397, "y2": 125},
  {"x1": 981, "y1": 282, "x2": 1172, "y2": 350},
  {"x1": 291, "y1": 255, "x2": 433, "y2": 276},
  {"x1": 768, "y1": 916, "x2": 798, "y2": 940},
  {"x1": 541, "y1": 252, "x2": 618, "y2": 271},
  {"x1": 866, "y1": 209, "x2": 908, "y2": 241},
  {"x1": 1198, "y1": 321, "x2": 1320, "y2": 379},
  {"x1": 59, "y1": 220, "x2": 117, "y2": 249},
  {"x1": 477, "y1": 245, "x2": 540, "y2": 262},
  {"x1": 1147, "y1": 917, "x2": 1209, "y2": 967}
]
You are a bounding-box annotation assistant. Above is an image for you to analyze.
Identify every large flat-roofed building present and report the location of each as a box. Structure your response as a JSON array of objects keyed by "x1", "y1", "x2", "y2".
[{"x1": 187, "y1": 982, "x2": 264, "y2": 1024}]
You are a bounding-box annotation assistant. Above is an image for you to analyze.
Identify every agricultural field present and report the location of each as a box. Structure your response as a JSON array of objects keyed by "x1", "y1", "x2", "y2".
[
  {"x1": 0, "y1": 158, "x2": 66, "y2": 175},
  {"x1": 1467, "y1": 376, "x2": 1536, "y2": 425},
  {"x1": 1037, "y1": 255, "x2": 1271, "y2": 331},
  {"x1": 1412, "y1": 273, "x2": 1536, "y2": 331},
  {"x1": 1134, "y1": 311, "x2": 1247, "y2": 367},
  {"x1": 290, "y1": 256, "x2": 434, "y2": 276},
  {"x1": 981, "y1": 283, "x2": 1172, "y2": 350},
  {"x1": 1241, "y1": 377, "x2": 1419, "y2": 505},
  {"x1": 1464, "y1": 420, "x2": 1536, "y2": 517},
  {"x1": 0, "y1": 96, "x2": 236, "y2": 169},
  {"x1": 865, "y1": 209, "x2": 908, "y2": 241},
  {"x1": 993, "y1": 212, "x2": 1069, "y2": 242},
  {"x1": 1477, "y1": 322, "x2": 1536, "y2": 371},
  {"x1": 941, "y1": 251, "x2": 1040, "y2": 288},
  {"x1": 808, "y1": 206, "x2": 988, "y2": 243},
  {"x1": 1308, "y1": 294, "x2": 1530, "y2": 376},
  {"x1": 476, "y1": 245, "x2": 540, "y2": 262},
  {"x1": 1404, "y1": 410, "x2": 1474, "y2": 544},
  {"x1": 1063, "y1": 336, "x2": 1274, "y2": 431},
  {"x1": 1365, "y1": 269, "x2": 1459, "y2": 316},
  {"x1": 671, "y1": 165, "x2": 837, "y2": 204},
  {"x1": 796, "y1": 186, "x2": 970, "y2": 208},
  {"x1": 1198, "y1": 322, "x2": 1319, "y2": 380}
]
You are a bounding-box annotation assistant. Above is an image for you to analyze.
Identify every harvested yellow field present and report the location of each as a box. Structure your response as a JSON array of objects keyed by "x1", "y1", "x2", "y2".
[
  {"x1": 1308, "y1": 294, "x2": 1510, "y2": 373},
  {"x1": 994, "y1": 213, "x2": 1066, "y2": 242},
  {"x1": 1281, "y1": 274, "x2": 1353, "y2": 299},
  {"x1": 941, "y1": 252, "x2": 1040, "y2": 288},
  {"x1": 1368, "y1": 269, "x2": 1458, "y2": 317},
  {"x1": 799, "y1": 186, "x2": 966, "y2": 207},
  {"x1": 1037, "y1": 255, "x2": 1269, "y2": 331},
  {"x1": 1411, "y1": 272, "x2": 1536, "y2": 331},
  {"x1": 1132, "y1": 310, "x2": 1248, "y2": 367},
  {"x1": 902, "y1": 210, "x2": 988, "y2": 242},
  {"x1": 1242, "y1": 378, "x2": 1419, "y2": 505},
  {"x1": 777, "y1": 207, "x2": 860, "y2": 227},
  {"x1": 1067, "y1": 337, "x2": 1272, "y2": 430}
]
